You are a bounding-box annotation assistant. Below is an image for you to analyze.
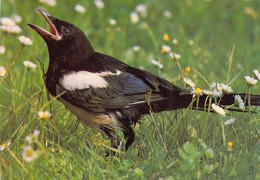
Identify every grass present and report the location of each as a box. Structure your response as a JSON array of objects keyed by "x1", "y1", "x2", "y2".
[{"x1": 1, "y1": 0, "x2": 260, "y2": 179}]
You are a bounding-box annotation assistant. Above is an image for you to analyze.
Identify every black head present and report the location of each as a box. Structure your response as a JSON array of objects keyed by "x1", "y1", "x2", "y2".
[{"x1": 27, "y1": 8, "x2": 94, "y2": 68}]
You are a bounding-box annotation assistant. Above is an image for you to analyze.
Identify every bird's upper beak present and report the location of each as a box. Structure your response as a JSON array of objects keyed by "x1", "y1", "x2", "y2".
[{"x1": 27, "y1": 8, "x2": 62, "y2": 40}]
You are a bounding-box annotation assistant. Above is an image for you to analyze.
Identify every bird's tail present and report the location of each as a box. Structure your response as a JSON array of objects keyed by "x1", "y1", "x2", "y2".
[
  {"x1": 152, "y1": 92, "x2": 260, "y2": 113},
  {"x1": 179, "y1": 93, "x2": 260, "y2": 112}
]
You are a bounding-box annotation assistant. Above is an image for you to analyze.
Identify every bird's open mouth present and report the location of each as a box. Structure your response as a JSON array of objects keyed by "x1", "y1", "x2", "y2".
[{"x1": 27, "y1": 8, "x2": 62, "y2": 40}]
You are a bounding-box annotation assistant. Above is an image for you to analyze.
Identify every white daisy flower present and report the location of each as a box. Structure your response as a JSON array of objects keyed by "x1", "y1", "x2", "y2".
[
  {"x1": 224, "y1": 117, "x2": 235, "y2": 125},
  {"x1": 211, "y1": 103, "x2": 226, "y2": 116},
  {"x1": 75, "y1": 4, "x2": 86, "y2": 13},
  {"x1": 172, "y1": 38, "x2": 178, "y2": 44},
  {"x1": 109, "y1": 18, "x2": 116, "y2": 25},
  {"x1": 132, "y1": 45, "x2": 140, "y2": 52},
  {"x1": 0, "y1": 25, "x2": 11, "y2": 32},
  {"x1": 191, "y1": 88, "x2": 203, "y2": 96},
  {"x1": 25, "y1": 129, "x2": 41, "y2": 144},
  {"x1": 38, "y1": 111, "x2": 51, "y2": 119},
  {"x1": 11, "y1": 14, "x2": 22, "y2": 23},
  {"x1": 253, "y1": 69, "x2": 260, "y2": 80},
  {"x1": 0, "y1": 141, "x2": 11, "y2": 151},
  {"x1": 9, "y1": 25, "x2": 22, "y2": 34},
  {"x1": 23, "y1": 60, "x2": 37, "y2": 69},
  {"x1": 244, "y1": 75, "x2": 258, "y2": 86},
  {"x1": 0, "y1": 17, "x2": 15, "y2": 26},
  {"x1": 39, "y1": 0, "x2": 57, "y2": 6},
  {"x1": 234, "y1": 95, "x2": 245, "y2": 110},
  {"x1": 161, "y1": 45, "x2": 171, "y2": 53},
  {"x1": 184, "y1": 77, "x2": 195, "y2": 89},
  {"x1": 94, "y1": 0, "x2": 104, "y2": 9},
  {"x1": 22, "y1": 146, "x2": 38, "y2": 162},
  {"x1": 169, "y1": 52, "x2": 181, "y2": 59},
  {"x1": 151, "y1": 59, "x2": 163, "y2": 69},
  {"x1": 220, "y1": 84, "x2": 233, "y2": 93},
  {"x1": 18, "y1": 36, "x2": 33, "y2": 46},
  {"x1": 0, "y1": 66, "x2": 6, "y2": 76},
  {"x1": 0, "y1": 45, "x2": 5, "y2": 54},
  {"x1": 163, "y1": 10, "x2": 172, "y2": 18},
  {"x1": 130, "y1": 12, "x2": 139, "y2": 24},
  {"x1": 210, "y1": 82, "x2": 222, "y2": 91},
  {"x1": 203, "y1": 89, "x2": 222, "y2": 97},
  {"x1": 135, "y1": 4, "x2": 147, "y2": 17}
]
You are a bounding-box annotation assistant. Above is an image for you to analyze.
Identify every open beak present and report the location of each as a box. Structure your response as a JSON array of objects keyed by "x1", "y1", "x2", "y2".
[{"x1": 27, "y1": 8, "x2": 61, "y2": 40}]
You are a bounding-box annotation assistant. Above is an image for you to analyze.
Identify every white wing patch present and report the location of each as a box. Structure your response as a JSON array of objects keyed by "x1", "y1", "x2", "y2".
[{"x1": 59, "y1": 70, "x2": 122, "y2": 91}]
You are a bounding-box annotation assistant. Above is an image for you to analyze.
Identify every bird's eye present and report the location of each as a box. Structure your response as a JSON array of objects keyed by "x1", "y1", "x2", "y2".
[{"x1": 61, "y1": 27, "x2": 71, "y2": 36}]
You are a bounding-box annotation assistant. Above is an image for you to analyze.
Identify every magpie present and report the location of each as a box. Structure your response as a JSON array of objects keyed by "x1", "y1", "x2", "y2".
[{"x1": 28, "y1": 8, "x2": 260, "y2": 152}]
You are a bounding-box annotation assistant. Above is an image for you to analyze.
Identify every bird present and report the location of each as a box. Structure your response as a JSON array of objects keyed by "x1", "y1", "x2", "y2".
[{"x1": 27, "y1": 8, "x2": 260, "y2": 153}]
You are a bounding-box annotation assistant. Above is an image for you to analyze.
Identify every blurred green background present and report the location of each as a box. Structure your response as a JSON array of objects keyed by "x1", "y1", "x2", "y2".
[{"x1": 0, "y1": 0, "x2": 259, "y2": 179}]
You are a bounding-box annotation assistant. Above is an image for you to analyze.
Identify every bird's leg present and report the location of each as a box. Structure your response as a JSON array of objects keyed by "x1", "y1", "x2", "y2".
[
  {"x1": 101, "y1": 127, "x2": 120, "y2": 155},
  {"x1": 123, "y1": 125, "x2": 135, "y2": 151}
]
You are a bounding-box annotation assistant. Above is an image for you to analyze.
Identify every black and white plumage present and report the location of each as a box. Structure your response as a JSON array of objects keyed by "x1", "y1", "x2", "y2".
[{"x1": 28, "y1": 8, "x2": 260, "y2": 152}]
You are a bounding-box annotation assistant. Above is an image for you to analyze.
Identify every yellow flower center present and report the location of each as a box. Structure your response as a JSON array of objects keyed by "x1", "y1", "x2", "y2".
[
  {"x1": 26, "y1": 149, "x2": 34, "y2": 157},
  {"x1": 227, "y1": 141, "x2": 233, "y2": 152},
  {"x1": 2, "y1": 143, "x2": 7, "y2": 147},
  {"x1": 184, "y1": 66, "x2": 191, "y2": 75},
  {"x1": 195, "y1": 88, "x2": 202, "y2": 94},
  {"x1": 161, "y1": 47, "x2": 167, "y2": 53},
  {"x1": 163, "y1": 33, "x2": 169, "y2": 41},
  {"x1": 41, "y1": 112, "x2": 48, "y2": 118}
]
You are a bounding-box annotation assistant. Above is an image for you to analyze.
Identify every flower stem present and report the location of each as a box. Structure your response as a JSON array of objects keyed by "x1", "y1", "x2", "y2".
[
  {"x1": 0, "y1": 46, "x2": 24, "y2": 83},
  {"x1": 7, "y1": 148, "x2": 28, "y2": 173}
]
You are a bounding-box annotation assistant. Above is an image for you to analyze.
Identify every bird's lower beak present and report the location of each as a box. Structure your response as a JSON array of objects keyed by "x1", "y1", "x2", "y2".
[{"x1": 27, "y1": 8, "x2": 62, "y2": 40}]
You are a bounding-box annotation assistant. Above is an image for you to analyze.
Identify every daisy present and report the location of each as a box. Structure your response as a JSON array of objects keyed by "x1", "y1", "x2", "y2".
[
  {"x1": 210, "y1": 82, "x2": 222, "y2": 91},
  {"x1": 75, "y1": 4, "x2": 86, "y2": 13},
  {"x1": 163, "y1": 10, "x2": 172, "y2": 18},
  {"x1": 211, "y1": 103, "x2": 226, "y2": 116},
  {"x1": 224, "y1": 117, "x2": 235, "y2": 125},
  {"x1": 18, "y1": 36, "x2": 33, "y2": 46},
  {"x1": 0, "y1": 66, "x2": 6, "y2": 76},
  {"x1": 94, "y1": 0, "x2": 105, "y2": 9},
  {"x1": 0, "y1": 25, "x2": 11, "y2": 32},
  {"x1": 234, "y1": 95, "x2": 245, "y2": 110},
  {"x1": 184, "y1": 77, "x2": 195, "y2": 89},
  {"x1": 9, "y1": 25, "x2": 22, "y2": 34},
  {"x1": 191, "y1": 88, "x2": 203, "y2": 96},
  {"x1": 11, "y1": 14, "x2": 22, "y2": 23},
  {"x1": 0, "y1": 17, "x2": 15, "y2": 26},
  {"x1": 253, "y1": 69, "x2": 260, "y2": 80},
  {"x1": 135, "y1": 4, "x2": 147, "y2": 17},
  {"x1": 0, "y1": 45, "x2": 5, "y2": 54},
  {"x1": 151, "y1": 59, "x2": 163, "y2": 69},
  {"x1": 0, "y1": 141, "x2": 11, "y2": 151},
  {"x1": 161, "y1": 45, "x2": 171, "y2": 53},
  {"x1": 244, "y1": 75, "x2": 258, "y2": 86},
  {"x1": 38, "y1": 111, "x2": 51, "y2": 119},
  {"x1": 203, "y1": 89, "x2": 222, "y2": 97},
  {"x1": 132, "y1": 45, "x2": 140, "y2": 52},
  {"x1": 39, "y1": 0, "x2": 57, "y2": 6},
  {"x1": 172, "y1": 38, "x2": 178, "y2": 44},
  {"x1": 23, "y1": 60, "x2": 37, "y2": 69},
  {"x1": 109, "y1": 18, "x2": 116, "y2": 25},
  {"x1": 169, "y1": 52, "x2": 181, "y2": 59},
  {"x1": 22, "y1": 146, "x2": 38, "y2": 162},
  {"x1": 25, "y1": 129, "x2": 41, "y2": 144},
  {"x1": 220, "y1": 84, "x2": 233, "y2": 93},
  {"x1": 130, "y1": 12, "x2": 139, "y2": 24}
]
